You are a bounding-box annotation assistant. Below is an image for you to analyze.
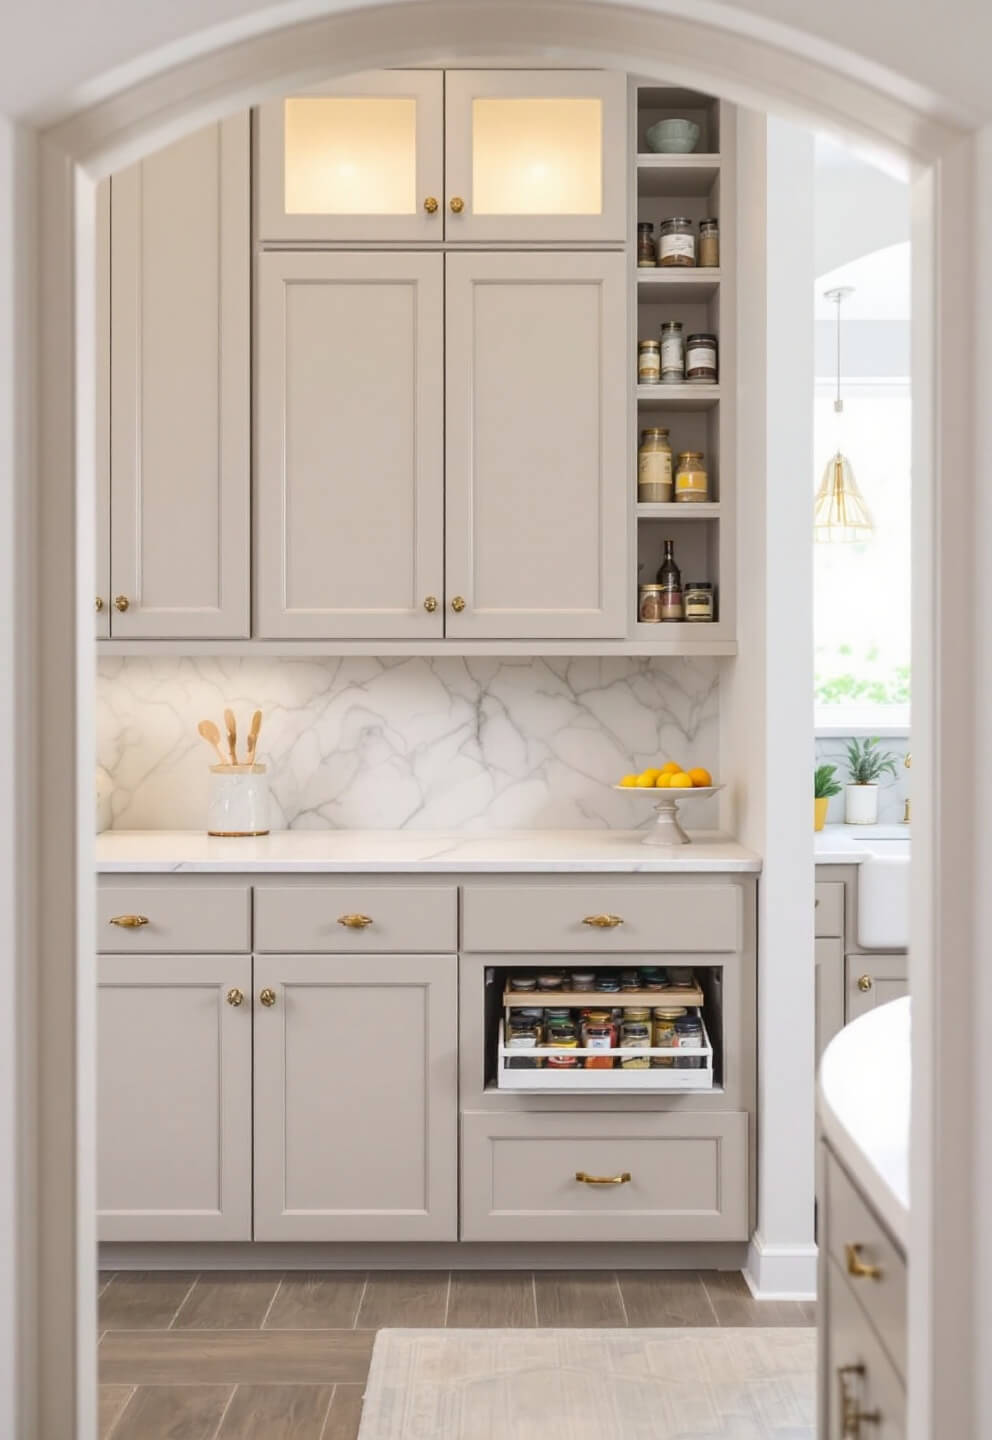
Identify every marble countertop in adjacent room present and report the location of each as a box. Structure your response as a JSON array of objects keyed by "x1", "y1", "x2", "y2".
[
  {"x1": 95, "y1": 830, "x2": 762, "y2": 874},
  {"x1": 814, "y1": 823, "x2": 908, "y2": 863}
]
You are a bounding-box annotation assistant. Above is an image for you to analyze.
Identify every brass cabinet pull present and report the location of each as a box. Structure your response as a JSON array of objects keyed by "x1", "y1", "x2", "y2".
[
  {"x1": 109, "y1": 914, "x2": 149, "y2": 928},
  {"x1": 95, "y1": 596, "x2": 104, "y2": 613},
  {"x1": 838, "y1": 1364, "x2": 881, "y2": 1435},
  {"x1": 582, "y1": 913, "x2": 624, "y2": 929},
  {"x1": 857, "y1": 974, "x2": 873, "y2": 993},
  {"x1": 845, "y1": 1243, "x2": 883, "y2": 1281},
  {"x1": 575, "y1": 1171, "x2": 632, "y2": 1186},
  {"x1": 423, "y1": 196, "x2": 439, "y2": 213},
  {"x1": 113, "y1": 595, "x2": 130, "y2": 612},
  {"x1": 449, "y1": 196, "x2": 465, "y2": 213},
  {"x1": 226, "y1": 988, "x2": 244, "y2": 1007},
  {"x1": 450, "y1": 595, "x2": 466, "y2": 613},
  {"x1": 423, "y1": 596, "x2": 438, "y2": 613},
  {"x1": 338, "y1": 913, "x2": 373, "y2": 929},
  {"x1": 259, "y1": 988, "x2": 277, "y2": 1007}
]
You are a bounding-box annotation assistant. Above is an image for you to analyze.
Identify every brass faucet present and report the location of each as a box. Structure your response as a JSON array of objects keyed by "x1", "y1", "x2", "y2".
[{"x1": 903, "y1": 752, "x2": 911, "y2": 824}]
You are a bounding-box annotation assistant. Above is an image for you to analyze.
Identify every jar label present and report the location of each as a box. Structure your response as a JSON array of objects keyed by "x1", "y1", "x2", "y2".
[
  {"x1": 661, "y1": 334, "x2": 684, "y2": 373},
  {"x1": 688, "y1": 345, "x2": 717, "y2": 373},
  {"x1": 638, "y1": 360, "x2": 661, "y2": 381},
  {"x1": 675, "y1": 470, "x2": 708, "y2": 497},
  {"x1": 638, "y1": 451, "x2": 672, "y2": 484},
  {"x1": 660, "y1": 233, "x2": 695, "y2": 260}
]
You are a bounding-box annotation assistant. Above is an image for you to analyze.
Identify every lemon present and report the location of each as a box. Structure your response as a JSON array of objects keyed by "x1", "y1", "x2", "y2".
[
  {"x1": 635, "y1": 773, "x2": 657, "y2": 788},
  {"x1": 688, "y1": 766, "x2": 712, "y2": 788},
  {"x1": 654, "y1": 773, "x2": 673, "y2": 788},
  {"x1": 619, "y1": 774, "x2": 638, "y2": 787},
  {"x1": 660, "y1": 761, "x2": 683, "y2": 775},
  {"x1": 669, "y1": 772, "x2": 693, "y2": 789},
  {"x1": 640, "y1": 767, "x2": 662, "y2": 782}
]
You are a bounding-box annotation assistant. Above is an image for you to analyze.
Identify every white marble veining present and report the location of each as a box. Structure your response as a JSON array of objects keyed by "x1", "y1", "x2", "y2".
[
  {"x1": 95, "y1": 829, "x2": 761, "y2": 873},
  {"x1": 96, "y1": 656, "x2": 720, "y2": 832},
  {"x1": 815, "y1": 735, "x2": 910, "y2": 826},
  {"x1": 818, "y1": 997, "x2": 910, "y2": 1248}
]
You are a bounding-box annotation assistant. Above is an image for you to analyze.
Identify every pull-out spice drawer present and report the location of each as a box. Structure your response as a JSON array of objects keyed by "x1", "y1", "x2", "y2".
[
  {"x1": 253, "y1": 885, "x2": 458, "y2": 953},
  {"x1": 460, "y1": 1110, "x2": 748, "y2": 1242},
  {"x1": 825, "y1": 1149, "x2": 907, "y2": 1379},
  {"x1": 461, "y1": 883, "x2": 740, "y2": 953},
  {"x1": 815, "y1": 882, "x2": 845, "y2": 938},
  {"x1": 99, "y1": 884, "x2": 251, "y2": 953}
]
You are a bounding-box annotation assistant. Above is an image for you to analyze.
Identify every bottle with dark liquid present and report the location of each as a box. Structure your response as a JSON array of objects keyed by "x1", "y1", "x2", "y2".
[{"x1": 657, "y1": 539, "x2": 684, "y2": 621}]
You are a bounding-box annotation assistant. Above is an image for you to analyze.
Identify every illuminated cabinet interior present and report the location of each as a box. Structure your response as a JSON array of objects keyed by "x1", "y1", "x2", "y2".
[
  {"x1": 283, "y1": 97, "x2": 417, "y2": 214},
  {"x1": 470, "y1": 97, "x2": 603, "y2": 214}
]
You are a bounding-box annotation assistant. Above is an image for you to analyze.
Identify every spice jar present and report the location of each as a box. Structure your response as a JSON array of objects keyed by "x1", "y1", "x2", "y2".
[
  {"x1": 537, "y1": 972, "x2": 564, "y2": 992},
  {"x1": 637, "y1": 428, "x2": 673, "y2": 503},
  {"x1": 684, "y1": 581, "x2": 714, "y2": 622},
  {"x1": 660, "y1": 320, "x2": 685, "y2": 384},
  {"x1": 638, "y1": 583, "x2": 664, "y2": 624},
  {"x1": 686, "y1": 332, "x2": 718, "y2": 382},
  {"x1": 637, "y1": 339, "x2": 661, "y2": 385},
  {"x1": 698, "y1": 218, "x2": 719, "y2": 268},
  {"x1": 651, "y1": 1006, "x2": 687, "y2": 1068},
  {"x1": 570, "y1": 971, "x2": 596, "y2": 991},
  {"x1": 507, "y1": 1023, "x2": 541, "y2": 1069},
  {"x1": 659, "y1": 216, "x2": 695, "y2": 267},
  {"x1": 675, "y1": 451, "x2": 709, "y2": 503},
  {"x1": 675, "y1": 1012, "x2": 704, "y2": 1069},
  {"x1": 636, "y1": 221, "x2": 656, "y2": 267},
  {"x1": 581, "y1": 1012, "x2": 616, "y2": 1070},
  {"x1": 620, "y1": 1021, "x2": 651, "y2": 1068},
  {"x1": 622, "y1": 1007, "x2": 651, "y2": 1024}
]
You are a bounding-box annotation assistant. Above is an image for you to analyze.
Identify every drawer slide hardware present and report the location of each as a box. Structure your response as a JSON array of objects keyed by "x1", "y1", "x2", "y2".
[
  {"x1": 338, "y1": 913, "x2": 373, "y2": 929},
  {"x1": 109, "y1": 914, "x2": 149, "y2": 928},
  {"x1": 575, "y1": 1171, "x2": 632, "y2": 1185},
  {"x1": 838, "y1": 1364, "x2": 882, "y2": 1436},
  {"x1": 845, "y1": 1243, "x2": 883, "y2": 1280},
  {"x1": 582, "y1": 913, "x2": 624, "y2": 928}
]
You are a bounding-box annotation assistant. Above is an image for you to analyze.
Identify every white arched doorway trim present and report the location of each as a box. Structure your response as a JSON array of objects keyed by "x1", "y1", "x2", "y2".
[{"x1": 16, "y1": 4, "x2": 978, "y2": 1436}]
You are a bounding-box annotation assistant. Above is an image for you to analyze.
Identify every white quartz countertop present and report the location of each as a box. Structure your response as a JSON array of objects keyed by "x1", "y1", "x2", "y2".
[
  {"x1": 814, "y1": 823, "x2": 907, "y2": 863},
  {"x1": 818, "y1": 996, "x2": 910, "y2": 1249},
  {"x1": 95, "y1": 829, "x2": 762, "y2": 874}
]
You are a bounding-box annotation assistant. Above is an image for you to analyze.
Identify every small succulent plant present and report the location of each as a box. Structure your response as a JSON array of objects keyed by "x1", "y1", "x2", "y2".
[
  {"x1": 845, "y1": 738, "x2": 899, "y2": 786},
  {"x1": 814, "y1": 764, "x2": 842, "y2": 799}
]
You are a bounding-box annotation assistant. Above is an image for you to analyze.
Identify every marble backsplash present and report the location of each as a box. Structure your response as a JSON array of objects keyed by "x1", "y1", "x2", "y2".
[
  {"x1": 96, "y1": 656, "x2": 721, "y2": 832},
  {"x1": 815, "y1": 735, "x2": 911, "y2": 824}
]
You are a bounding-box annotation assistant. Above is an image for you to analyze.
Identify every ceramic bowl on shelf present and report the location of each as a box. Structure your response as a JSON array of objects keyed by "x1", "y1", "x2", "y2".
[{"x1": 645, "y1": 119, "x2": 701, "y2": 154}]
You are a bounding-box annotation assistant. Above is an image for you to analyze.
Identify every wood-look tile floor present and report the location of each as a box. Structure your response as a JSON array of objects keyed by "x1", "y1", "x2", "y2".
[{"x1": 98, "y1": 1269, "x2": 815, "y2": 1438}]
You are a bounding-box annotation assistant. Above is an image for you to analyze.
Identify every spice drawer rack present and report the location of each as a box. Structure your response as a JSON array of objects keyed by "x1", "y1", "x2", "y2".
[{"x1": 495, "y1": 1017, "x2": 715, "y2": 1092}]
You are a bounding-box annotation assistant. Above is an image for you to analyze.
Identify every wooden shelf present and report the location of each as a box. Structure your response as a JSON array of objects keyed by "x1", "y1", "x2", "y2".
[
  {"x1": 636, "y1": 269, "x2": 721, "y2": 300},
  {"x1": 503, "y1": 984, "x2": 705, "y2": 1009},
  {"x1": 636, "y1": 155, "x2": 720, "y2": 196},
  {"x1": 637, "y1": 503, "x2": 721, "y2": 519},
  {"x1": 637, "y1": 384, "x2": 720, "y2": 411}
]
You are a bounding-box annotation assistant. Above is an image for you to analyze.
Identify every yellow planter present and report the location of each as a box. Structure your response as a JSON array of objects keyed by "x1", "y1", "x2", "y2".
[{"x1": 814, "y1": 796, "x2": 830, "y2": 832}]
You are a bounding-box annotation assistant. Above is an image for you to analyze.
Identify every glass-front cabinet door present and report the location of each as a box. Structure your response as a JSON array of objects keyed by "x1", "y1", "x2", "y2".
[
  {"x1": 443, "y1": 71, "x2": 627, "y2": 242},
  {"x1": 256, "y1": 69, "x2": 444, "y2": 242}
]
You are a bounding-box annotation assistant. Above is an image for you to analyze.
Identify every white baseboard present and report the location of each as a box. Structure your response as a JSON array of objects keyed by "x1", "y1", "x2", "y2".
[{"x1": 743, "y1": 1231, "x2": 818, "y2": 1300}]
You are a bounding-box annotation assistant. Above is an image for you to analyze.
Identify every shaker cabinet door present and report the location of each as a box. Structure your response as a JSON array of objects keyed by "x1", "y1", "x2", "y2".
[
  {"x1": 815, "y1": 938, "x2": 846, "y2": 1063},
  {"x1": 845, "y1": 954, "x2": 908, "y2": 1023},
  {"x1": 444, "y1": 251, "x2": 628, "y2": 638},
  {"x1": 255, "y1": 250, "x2": 444, "y2": 638},
  {"x1": 109, "y1": 115, "x2": 251, "y2": 638},
  {"x1": 253, "y1": 954, "x2": 458, "y2": 1241},
  {"x1": 97, "y1": 954, "x2": 253, "y2": 1242}
]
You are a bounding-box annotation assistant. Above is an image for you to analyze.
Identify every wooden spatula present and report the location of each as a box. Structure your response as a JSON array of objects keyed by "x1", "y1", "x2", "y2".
[
  {"x1": 223, "y1": 708, "x2": 239, "y2": 767},
  {"x1": 245, "y1": 710, "x2": 263, "y2": 767}
]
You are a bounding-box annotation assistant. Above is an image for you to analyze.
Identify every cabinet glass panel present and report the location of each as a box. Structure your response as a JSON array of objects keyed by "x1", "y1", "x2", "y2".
[
  {"x1": 471, "y1": 97, "x2": 603, "y2": 215},
  {"x1": 283, "y1": 97, "x2": 417, "y2": 215}
]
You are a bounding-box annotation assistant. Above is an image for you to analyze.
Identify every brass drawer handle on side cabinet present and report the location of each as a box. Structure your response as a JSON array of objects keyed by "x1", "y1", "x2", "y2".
[
  {"x1": 108, "y1": 914, "x2": 149, "y2": 929},
  {"x1": 845, "y1": 1243, "x2": 883, "y2": 1281},
  {"x1": 575, "y1": 1171, "x2": 632, "y2": 1186},
  {"x1": 838, "y1": 1364, "x2": 882, "y2": 1435},
  {"x1": 338, "y1": 913, "x2": 373, "y2": 929},
  {"x1": 582, "y1": 913, "x2": 624, "y2": 929}
]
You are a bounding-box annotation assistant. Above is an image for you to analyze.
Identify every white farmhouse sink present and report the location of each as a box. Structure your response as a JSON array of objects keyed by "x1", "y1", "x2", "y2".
[{"x1": 853, "y1": 829, "x2": 911, "y2": 949}]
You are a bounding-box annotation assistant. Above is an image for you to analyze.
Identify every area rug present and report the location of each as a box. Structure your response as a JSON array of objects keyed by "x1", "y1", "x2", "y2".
[{"x1": 356, "y1": 1327, "x2": 816, "y2": 1439}]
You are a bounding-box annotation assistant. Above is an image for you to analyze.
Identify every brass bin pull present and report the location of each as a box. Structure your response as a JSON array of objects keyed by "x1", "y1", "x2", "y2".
[
  {"x1": 838, "y1": 1363, "x2": 881, "y2": 1435},
  {"x1": 582, "y1": 913, "x2": 624, "y2": 928},
  {"x1": 575, "y1": 1171, "x2": 632, "y2": 1186},
  {"x1": 109, "y1": 914, "x2": 149, "y2": 928},
  {"x1": 845, "y1": 1243, "x2": 883, "y2": 1281},
  {"x1": 259, "y1": 988, "x2": 277, "y2": 1007},
  {"x1": 338, "y1": 913, "x2": 373, "y2": 929},
  {"x1": 226, "y1": 988, "x2": 244, "y2": 1008}
]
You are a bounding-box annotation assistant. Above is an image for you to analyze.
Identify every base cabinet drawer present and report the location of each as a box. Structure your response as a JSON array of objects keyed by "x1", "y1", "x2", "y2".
[
  {"x1": 825, "y1": 1151, "x2": 906, "y2": 1376},
  {"x1": 826, "y1": 1255, "x2": 905, "y2": 1438},
  {"x1": 253, "y1": 884, "x2": 457, "y2": 953},
  {"x1": 99, "y1": 884, "x2": 251, "y2": 953},
  {"x1": 460, "y1": 1110, "x2": 748, "y2": 1242}
]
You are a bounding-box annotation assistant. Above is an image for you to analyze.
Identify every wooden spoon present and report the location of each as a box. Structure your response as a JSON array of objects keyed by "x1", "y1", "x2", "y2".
[
  {"x1": 245, "y1": 709, "x2": 263, "y2": 767},
  {"x1": 223, "y1": 708, "x2": 239, "y2": 767},
  {"x1": 197, "y1": 719, "x2": 228, "y2": 766}
]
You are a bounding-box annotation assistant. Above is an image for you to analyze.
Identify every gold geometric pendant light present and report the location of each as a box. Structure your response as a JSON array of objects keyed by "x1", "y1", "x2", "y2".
[{"x1": 814, "y1": 286, "x2": 874, "y2": 543}]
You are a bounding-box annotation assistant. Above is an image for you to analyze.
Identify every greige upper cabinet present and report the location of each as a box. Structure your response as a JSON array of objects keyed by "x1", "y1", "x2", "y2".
[
  {"x1": 252, "y1": 953, "x2": 458, "y2": 1241},
  {"x1": 445, "y1": 251, "x2": 627, "y2": 639},
  {"x1": 443, "y1": 70, "x2": 627, "y2": 242},
  {"x1": 97, "y1": 954, "x2": 252, "y2": 1242},
  {"x1": 110, "y1": 116, "x2": 250, "y2": 638},
  {"x1": 255, "y1": 251, "x2": 444, "y2": 638},
  {"x1": 256, "y1": 70, "x2": 444, "y2": 243}
]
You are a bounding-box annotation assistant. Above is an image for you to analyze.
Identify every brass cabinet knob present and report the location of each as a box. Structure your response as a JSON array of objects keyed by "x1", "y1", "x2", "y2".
[
  {"x1": 845, "y1": 1243, "x2": 883, "y2": 1281},
  {"x1": 423, "y1": 196, "x2": 439, "y2": 213},
  {"x1": 449, "y1": 196, "x2": 465, "y2": 213},
  {"x1": 95, "y1": 596, "x2": 104, "y2": 613},
  {"x1": 575, "y1": 1171, "x2": 632, "y2": 1186},
  {"x1": 857, "y1": 974, "x2": 873, "y2": 993},
  {"x1": 423, "y1": 596, "x2": 438, "y2": 613},
  {"x1": 226, "y1": 988, "x2": 244, "y2": 1008},
  {"x1": 109, "y1": 914, "x2": 149, "y2": 928},
  {"x1": 259, "y1": 988, "x2": 277, "y2": 1007},
  {"x1": 113, "y1": 595, "x2": 130, "y2": 612},
  {"x1": 582, "y1": 913, "x2": 624, "y2": 928},
  {"x1": 338, "y1": 913, "x2": 373, "y2": 929},
  {"x1": 450, "y1": 595, "x2": 466, "y2": 613}
]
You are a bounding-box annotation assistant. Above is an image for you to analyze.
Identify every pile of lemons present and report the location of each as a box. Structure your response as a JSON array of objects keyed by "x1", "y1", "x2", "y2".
[{"x1": 619, "y1": 762, "x2": 712, "y2": 790}]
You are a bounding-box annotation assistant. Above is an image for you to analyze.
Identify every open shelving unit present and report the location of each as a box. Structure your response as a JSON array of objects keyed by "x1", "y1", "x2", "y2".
[{"x1": 629, "y1": 82, "x2": 736, "y2": 652}]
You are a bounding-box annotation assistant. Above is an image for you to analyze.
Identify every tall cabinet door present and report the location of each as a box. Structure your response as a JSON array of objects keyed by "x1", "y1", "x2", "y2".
[
  {"x1": 110, "y1": 115, "x2": 250, "y2": 638},
  {"x1": 256, "y1": 70, "x2": 444, "y2": 243},
  {"x1": 97, "y1": 955, "x2": 252, "y2": 1241},
  {"x1": 253, "y1": 954, "x2": 457, "y2": 1241},
  {"x1": 94, "y1": 179, "x2": 111, "y2": 636},
  {"x1": 445, "y1": 251, "x2": 627, "y2": 639},
  {"x1": 256, "y1": 251, "x2": 444, "y2": 638}
]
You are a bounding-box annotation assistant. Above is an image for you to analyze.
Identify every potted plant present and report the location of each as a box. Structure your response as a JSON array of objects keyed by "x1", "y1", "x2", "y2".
[
  {"x1": 844, "y1": 738, "x2": 899, "y2": 825},
  {"x1": 814, "y1": 764, "x2": 842, "y2": 831}
]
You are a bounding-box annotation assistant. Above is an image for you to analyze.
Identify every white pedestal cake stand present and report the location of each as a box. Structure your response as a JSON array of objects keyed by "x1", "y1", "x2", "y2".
[{"x1": 614, "y1": 784, "x2": 724, "y2": 845}]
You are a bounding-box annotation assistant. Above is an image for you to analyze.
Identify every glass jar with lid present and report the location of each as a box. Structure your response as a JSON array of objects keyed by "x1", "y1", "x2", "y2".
[
  {"x1": 684, "y1": 582, "x2": 714, "y2": 622},
  {"x1": 637, "y1": 221, "x2": 656, "y2": 267},
  {"x1": 659, "y1": 320, "x2": 685, "y2": 384},
  {"x1": 637, "y1": 428, "x2": 672, "y2": 503},
  {"x1": 686, "y1": 332, "x2": 718, "y2": 382},
  {"x1": 675, "y1": 451, "x2": 709, "y2": 503},
  {"x1": 659, "y1": 216, "x2": 695, "y2": 267},
  {"x1": 637, "y1": 339, "x2": 661, "y2": 385},
  {"x1": 698, "y1": 218, "x2": 719, "y2": 268}
]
